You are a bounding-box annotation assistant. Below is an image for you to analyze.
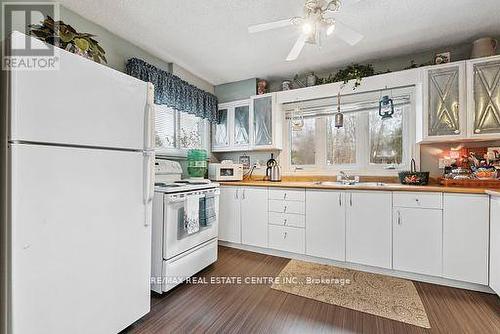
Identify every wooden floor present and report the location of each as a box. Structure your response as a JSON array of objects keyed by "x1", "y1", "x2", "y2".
[{"x1": 125, "y1": 246, "x2": 500, "y2": 334}]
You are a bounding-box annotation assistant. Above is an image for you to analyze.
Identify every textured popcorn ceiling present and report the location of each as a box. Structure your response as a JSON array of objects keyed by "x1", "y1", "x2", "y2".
[{"x1": 58, "y1": 0, "x2": 500, "y2": 85}]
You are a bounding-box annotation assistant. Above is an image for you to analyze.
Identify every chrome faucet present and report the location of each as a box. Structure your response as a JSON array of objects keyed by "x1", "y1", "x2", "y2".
[{"x1": 337, "y1": 171, "x2": 359, "y2": 185}]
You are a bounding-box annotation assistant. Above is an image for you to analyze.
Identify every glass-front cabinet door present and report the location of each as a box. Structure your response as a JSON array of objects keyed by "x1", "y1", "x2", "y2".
[
  {"x1": 212, "y1": 99, "x2": 251, "y2": 152},
  {"x1": 252, "y1": 94, "x2": 273, "y2": 147},
  {"x1": 233, "y1": 105, "x2": 250, "y2": 147},
  {"x1": 468, "y1": 56, "x2": 500, "y2": 138},
  {"x1": 213, "y1": 108, "x2": 229, "y2": 149},
  {"x1": 423, "y1": 62, "x2": 466, "y2": 141}
]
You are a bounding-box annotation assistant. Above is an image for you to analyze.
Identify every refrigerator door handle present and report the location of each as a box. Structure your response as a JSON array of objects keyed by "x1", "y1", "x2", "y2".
[
  {"x1": 143, "y1": 150, "x2": 155, "y2": 226},
  {"x1": 145, "y1": 83, "x2": 155, "y2": 151}
]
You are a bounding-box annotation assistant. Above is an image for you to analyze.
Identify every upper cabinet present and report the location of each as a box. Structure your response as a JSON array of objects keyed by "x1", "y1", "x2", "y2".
[
  {"x1": 467, "y1": 56, "x2": 500, "y2": 139},
  {"x1": 422, "y1": 62, "x2": 467, "y2": 141},
  {"x1": 212, "y1": 100, "x2": 251, "y2": 152},
  {"x1": 418, "y1": 55, "x2": 500, "y2": 142},
  {"x1": 234, "y1": 105, "x2": 250, "y2": 147},
  {"x1": 213, "y1": 107, "x2": 230, "y2": 149},
  {"x1": 252, "y1": 94, "x2": 273, "y2": 147},
  {"x1": 251, "y1": 93, "x2": 283, "y2": 151},
  {"x1": 212, "y1": 93, "x2": 282, "y2": 152}
]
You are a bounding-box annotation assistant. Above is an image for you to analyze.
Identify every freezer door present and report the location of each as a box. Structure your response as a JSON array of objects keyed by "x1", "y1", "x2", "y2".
[
  {"x1": 9, "y1": 144, "x2": 152, "y2": 334},
  {"x1": 8, "y1": 32, "x2": 153, "y2": 151}
]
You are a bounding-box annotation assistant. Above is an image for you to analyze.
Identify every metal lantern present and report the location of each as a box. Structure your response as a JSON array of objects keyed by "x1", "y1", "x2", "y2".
[
  {"x1": 379, "y1": 95, "x2": 394, "y2": 120},
  {"x1": 335, "y1": 91, "x2": 344, "y2": 128}
]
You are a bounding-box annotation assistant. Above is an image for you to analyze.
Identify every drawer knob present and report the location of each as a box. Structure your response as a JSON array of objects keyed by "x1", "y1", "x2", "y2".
[
  {"x1": 283, "y1": 206, "x2": 287, "y2": 213},
  {"x1": 284, "y1": 219, "x2": 287, "y2": 226},
  {"x1": 284, "y1": 193, "x2": 287, "y2": 199},
  {"x1": 284, "y1": 232, "x2": 287, "y2": 239}
]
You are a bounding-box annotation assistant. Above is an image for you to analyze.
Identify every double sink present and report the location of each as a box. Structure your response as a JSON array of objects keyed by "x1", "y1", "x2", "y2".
[{"x1": 313, "y1": 181, "x2": 387, "y2": 187}]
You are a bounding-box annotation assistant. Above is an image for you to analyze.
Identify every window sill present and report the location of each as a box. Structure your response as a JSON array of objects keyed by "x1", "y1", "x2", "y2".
[
  {"x1": 284, "y1": 168, "x2": 405, "y2": 177},
  {"x1": 155, "y1": 149, "x2": 188, "y2": 159}
]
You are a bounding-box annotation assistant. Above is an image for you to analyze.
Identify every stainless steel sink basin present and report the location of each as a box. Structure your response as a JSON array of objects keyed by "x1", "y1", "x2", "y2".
[{"x1": 313, "y1": 181, "x2": 386, "y2": 187}]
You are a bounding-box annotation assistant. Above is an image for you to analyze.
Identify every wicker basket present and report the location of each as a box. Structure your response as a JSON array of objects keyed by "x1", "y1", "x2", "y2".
[{"x1": 398, "y1": 159, "x2": 430, "y2": 185}]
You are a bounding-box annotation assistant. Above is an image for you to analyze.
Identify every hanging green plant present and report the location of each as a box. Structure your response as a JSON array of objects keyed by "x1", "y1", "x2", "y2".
[
  {"x1": 332, "y1": 64, "x2": 375, "y2": 89},
  {"x1": 29, "y1": 16, "x2": 107, "y2": 64}
]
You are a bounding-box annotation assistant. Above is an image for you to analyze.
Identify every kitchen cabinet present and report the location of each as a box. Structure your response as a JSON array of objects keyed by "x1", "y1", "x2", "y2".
[
  {"x1": 443, "y1": 194, "x2": 489, "y2": 284},
  {"x1": 417, "y1": 56, "x2": 500, "y2": 143},
  {"x1": 212, "y1": 99, "x2": 251, "y2": 152},
  {"x1": 421, "y1": 62, "x2": 467, "y2": 141},
  {"x1": 393, "y1": 208, "x2": 442, "y2": 276},
  {"x1": 467, "y1": 55, "x2": 500, "y2": 139},
  {"x1": 218, "y1": 186, "x2": 241, "y2": 243},
  {"x1": 234, "y1": 104, "x2": 250, "y2": 147},
  {"x1": 345, "y1": 191, "x2": 392, "y2": 269},
  {"x1": 212, "y1": 94, "x2": 283, "y2": 152},
  {"x1": 490, "y1": 195, "x2": 500, "y2": 296},
  {"x1": 219, "y1": 186, "x2": 268, "y2": 247},
  {"x1": 269, "y1": 188, "x2": 305, "y2": 201},
  {"x1": 305, "y1": 190, "x2": 346, "y2": 261},
  {"x1": 269, "y1": 199, "x2": 305, "y2": 215},
  {"x1": 269, "y1": 212, "x2": 305, "y2": 228},
  {"x1": 213, "y1": 107, "x2": 230, "y2": 149},
  {"x1": 250, "y1": 93, "x2": 283, "y2": 151},
  {"x1": 268, "y1": 225, "x2": 305, "y2": 254},
  {"x1": 241, "y1": 187, "x2": 268, "y2": 248},
  {"x1": 252, "y1": 93, "x2": 273, "y2": 148},
  {"x1": 393, "y1": 192, "x2": 442, "y2": 209}
]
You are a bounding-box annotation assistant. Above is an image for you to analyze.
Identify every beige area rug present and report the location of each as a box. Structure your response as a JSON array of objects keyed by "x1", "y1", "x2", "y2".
[{"x1": 271, "y1": 259, "x2": 430, "y2": 328}]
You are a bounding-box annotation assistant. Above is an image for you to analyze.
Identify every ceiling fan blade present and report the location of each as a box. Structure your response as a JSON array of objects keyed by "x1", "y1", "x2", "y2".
[
  {"x1": 248, "y1": 19, "x2": 293, "y2": 33},
  {"x1": 286, "y1": 34, "x2": 307, "y2": 61},
  {"x1": 334, "y1": 21, "x2": 363, "y2": 46}
]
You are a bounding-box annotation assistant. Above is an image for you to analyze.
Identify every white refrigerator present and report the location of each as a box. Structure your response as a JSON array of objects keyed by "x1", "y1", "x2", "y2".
[{"x1": 1, "y1": 32, "x2": 155, "y2": 334}]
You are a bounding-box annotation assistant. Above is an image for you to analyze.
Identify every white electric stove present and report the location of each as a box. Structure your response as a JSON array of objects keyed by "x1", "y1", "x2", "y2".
[{"x1": 151, "y1": 159, "x2": 220, "y2": 294}]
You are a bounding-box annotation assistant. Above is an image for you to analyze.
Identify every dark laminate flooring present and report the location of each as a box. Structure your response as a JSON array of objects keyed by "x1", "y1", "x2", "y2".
[{"x1": 124, "y1": 246, "x2": 500, "y2": 334}]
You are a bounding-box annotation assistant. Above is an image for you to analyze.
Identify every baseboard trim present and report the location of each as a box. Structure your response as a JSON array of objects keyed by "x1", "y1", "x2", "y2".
[{"x1": 219, "y1": 241, "x2": 494, "y2": 294}]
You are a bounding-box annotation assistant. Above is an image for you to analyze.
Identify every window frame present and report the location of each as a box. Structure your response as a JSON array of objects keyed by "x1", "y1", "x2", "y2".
[
  {"x1": 282, "y1": 87, "x2": 416, "y2": 176},
  {"x1": 154, "y1": 104, "x2": 209, "y2": 158}
]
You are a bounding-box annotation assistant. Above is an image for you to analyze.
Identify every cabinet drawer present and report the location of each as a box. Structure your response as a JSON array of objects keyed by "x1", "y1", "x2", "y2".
[
  {"x1": 269, "y1": 212, "x2": 305, "y2": 228},
  {"x1": 393, "y1": 192, "x2": 442, "y2": 209},
  {"x1": 268, "y1": 225, "x2": 305, "y2": 254},
  {"x1": 269, "y1": 188, "x2": 305, "y2": 201},
  {"x1": 269, "y1": 199, "x2": 305, "y2": 215}
]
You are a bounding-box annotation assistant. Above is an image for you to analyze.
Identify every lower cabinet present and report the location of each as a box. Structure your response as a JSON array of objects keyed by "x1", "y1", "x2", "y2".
[
  {"x1": 268, "y1": 225, "x2": 305, "y2": 254},
  {"x1": 490, "y1": 196, "x2": 500, "y2": 296},
  {"x1": 443, "y1": 194, "x2": 489, "y2": 284},
  {"x1": 346, "y1": 191, "x2": 392, "y2": 269},
  {"x1": 219, "y1": 186, "x2": 492, "y2": 287},
  {"x1": 241, "y1": 187, "x2": 268, "y2": 248},
  {"x1": 218, "y1": 186, "x2": 241, "y2": 243},
  {"x1": 305, "y1": 190, "x2": 345, "y2": 261},
  {"x1": 393, "y1": 208, "x2": 442, "y2": 276},
  {"x1": 219, "y1": 186, "x2": 268, "y2": 247}
]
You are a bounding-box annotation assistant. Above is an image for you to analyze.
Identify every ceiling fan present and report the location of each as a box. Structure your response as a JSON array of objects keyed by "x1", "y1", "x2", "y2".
[{"x1": 248, "y1": 0, "x2": 364, "y2": 61}]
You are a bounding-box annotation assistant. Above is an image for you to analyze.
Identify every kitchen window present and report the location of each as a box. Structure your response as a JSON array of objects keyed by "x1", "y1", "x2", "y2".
[
  {"x1": 285, "y1": 87, "x2": 414, "y2": 174},
  {"x1": 291, "y1": 117, "x2": 316, "y2": 166},
  {"x1": 155, "y1": 104, "x2": 209, "y2": 156}
]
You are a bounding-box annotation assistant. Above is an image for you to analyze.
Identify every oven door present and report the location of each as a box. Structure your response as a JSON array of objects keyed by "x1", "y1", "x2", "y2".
[{"x1": 163, "y1": 188, "x2": 219, "y2": 260}]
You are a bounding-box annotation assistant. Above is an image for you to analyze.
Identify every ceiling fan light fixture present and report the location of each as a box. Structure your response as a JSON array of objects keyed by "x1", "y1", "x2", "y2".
[
  {"x1": 325, "y1": 0, "x2": 342, "y2": 12},
  {"x1": 302, "y1": 22, "x2": 313, "y2": 34},
  {"x1": 248, "y1": 0, "x2": 365, "y2": 61}
]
